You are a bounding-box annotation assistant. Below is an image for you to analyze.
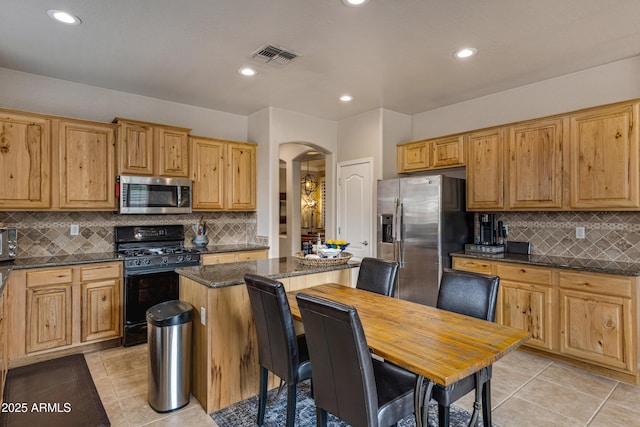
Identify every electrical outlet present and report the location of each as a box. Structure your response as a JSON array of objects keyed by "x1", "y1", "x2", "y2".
[
  {"x1": 200, "y1": 307, "x2": 206, "y2": 325},
  {"x1": 70, "y1": 224, "x2": 79, "y2": 236},
  {"x1": 576, "y1": 226, "x2": 585, "y2": 239}
]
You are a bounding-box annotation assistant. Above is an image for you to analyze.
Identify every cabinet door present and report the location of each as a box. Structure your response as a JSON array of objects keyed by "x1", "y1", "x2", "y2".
[
  {"x1": 508, "y1": 118, "x2": 565, "y2": 209},
  {"x1": 0, "y1": 112, "x2": 51, "y2": 208},
  {"x1": 26, "y1": 285, "x2": 72, "y2": 353},
  {"x1": 0, "y1": 293, "x2": 6, "y2": 404},
  {"x1": 452, "y1": 257, "x2": 493, "y2": 274},
  {"x1": 191, "y1": 137, "x2": 225, "y2": 210},
  {"x1": 560, "y1": 289, "x2": 632, "y2": 372},
  {"x1": 570, "y1": 102, "x2": 639, "y2": 209},
  {"x1": 227, "y1": 143, "x2": 256, "y2": 210},
  {"x1": 117, "y1": 121, "x2": 154, "y2": 175},
  {"x1": 157, "y1": 127, "x2": 190, "y2": 177},
  {"x1": 431, "y1": 135, "x2": 465, "y2": 168},
  {"x1": 59, "y1": 120, "x2": 116, "y2": 209},
  {"x1": 466, "y1": 128, "x2": 505, "y2": 210},
  {"x1": 397, "y1": 141, "x2": 429, "y2": 172},
  {"x1": 499, "y1": 280, "x2": 553, "y2": 350},
  {"x1": 82, "y1": 279, "x2": 120, "y2": 342}
]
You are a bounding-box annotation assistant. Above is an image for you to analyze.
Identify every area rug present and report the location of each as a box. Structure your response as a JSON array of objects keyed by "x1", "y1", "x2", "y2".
[
  {"x1": 0, "y1": 354, "x2": 110, "y2": 427},
  {"x1": 212, "y1": 379, "x2": 494, "y2": 427}
]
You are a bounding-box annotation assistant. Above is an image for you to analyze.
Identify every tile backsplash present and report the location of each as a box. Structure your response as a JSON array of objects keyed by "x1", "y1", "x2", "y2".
[
  {"x1": 0, "y1": 211, "x2": 264, "y2": 258},
  {"x1": 495, "y1": 211, "x2": 640, "y2": 263}
]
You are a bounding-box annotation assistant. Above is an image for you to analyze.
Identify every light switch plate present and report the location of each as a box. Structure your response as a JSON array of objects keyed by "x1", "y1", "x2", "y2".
[
  {"x1": 200, "y1": 307, "x2": 206, "y2": 325},
  {"x1": 576, "y1": 226, "x2": 586, "y2": 239},
  {"x1": 70, "y1": 224, "x2": 79, "y2": 236}
]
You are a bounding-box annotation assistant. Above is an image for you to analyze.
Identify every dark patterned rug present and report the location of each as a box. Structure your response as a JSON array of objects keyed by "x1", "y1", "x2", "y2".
[{"x1": 212, "y1": 380, "x2": 494, "y2": 427}]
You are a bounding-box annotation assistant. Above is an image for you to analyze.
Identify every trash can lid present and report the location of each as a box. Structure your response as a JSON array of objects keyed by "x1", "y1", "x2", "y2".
[{"x1": 146, "y1": 300, "x2": 193, "y2": 327}]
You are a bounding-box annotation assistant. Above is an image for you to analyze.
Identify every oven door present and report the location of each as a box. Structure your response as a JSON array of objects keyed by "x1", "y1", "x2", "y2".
[{"x1": 123, "y1": 268, "x2": 179, "y2": 346}]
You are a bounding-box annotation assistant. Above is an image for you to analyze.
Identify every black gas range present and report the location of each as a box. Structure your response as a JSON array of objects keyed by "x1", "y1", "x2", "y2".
[{"x1": 115, "y1": 225, "x2": 201, "y2": 346}]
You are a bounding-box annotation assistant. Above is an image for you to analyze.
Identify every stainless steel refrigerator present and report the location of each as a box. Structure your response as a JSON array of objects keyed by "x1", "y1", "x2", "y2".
[{"x1": 377, "y1": 175, "x2": 472, "y2": 306}]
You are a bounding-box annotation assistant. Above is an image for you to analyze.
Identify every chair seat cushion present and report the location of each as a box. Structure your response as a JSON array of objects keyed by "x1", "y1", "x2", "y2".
[
  {"x1": 432, "y1": 366, "x2": 491, "y2": 406},
  {"x1": 295, "y1": 334, "x2": 312, "y2": 381},
  {"x1": 373, "y1": 360, "x2": 417, "y2": 425}
]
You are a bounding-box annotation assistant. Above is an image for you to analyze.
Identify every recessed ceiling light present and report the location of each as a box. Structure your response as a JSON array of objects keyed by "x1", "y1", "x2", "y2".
[
  {"x1": 238, "y1": 67, "x2": 257, "y2": 76},
  {"x1": 47, "y1": 9, "x2": 81, "y2": 25},
  {"x1": 342, "y1": 0, "x2": 370, "y2": 6},
  {"x1": 453, "y1": 48, "x2": 477, "y2": 59},
  {"x1": 339, "y1": 95, "x2": 353, "y2": 102}
]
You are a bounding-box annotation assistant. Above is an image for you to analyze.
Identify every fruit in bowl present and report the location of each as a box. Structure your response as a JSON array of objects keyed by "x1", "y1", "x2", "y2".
[
  {"x1": 325, "y1": 239, "x2": 350, "y2": 251},
  {"x1": 318, "y1": 247, "x2": 342, "y2": 258}
]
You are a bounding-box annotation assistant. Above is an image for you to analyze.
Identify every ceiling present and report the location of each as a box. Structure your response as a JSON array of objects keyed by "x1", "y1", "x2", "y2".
[{"x1": 2, "y1": 1, "x2": 639, "y2": 121}]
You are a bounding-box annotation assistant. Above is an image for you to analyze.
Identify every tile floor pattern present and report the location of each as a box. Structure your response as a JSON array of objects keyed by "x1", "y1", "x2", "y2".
[{"x1": 85, "y1": 345, "x2": 640, "y2": 427}]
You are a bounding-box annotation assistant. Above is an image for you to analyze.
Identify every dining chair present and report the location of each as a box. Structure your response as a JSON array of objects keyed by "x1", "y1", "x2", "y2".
[
  {"x1": 355, "y1": 257, "x2": 399, "y2": 297},
  {"x1": 296, "y1": 292, "x2": 416, "y2": 427},
  {"x1": 244, "y1": 274, "x2": 312, "y2": 427},
  {"x1": 432, "y1": 268, "x2": 500, "y2": 427}
]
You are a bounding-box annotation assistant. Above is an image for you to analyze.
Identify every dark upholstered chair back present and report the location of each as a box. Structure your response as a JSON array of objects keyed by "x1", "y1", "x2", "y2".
[
  {"x1": 356, "y1": 257, "x2": 399, "y2": 297},
  {"x1": 245, "y1": 274, "x2": 300, "y2": 383},
  {"x1": 436, "y1": 269, "x2": 500, "y2": 321},
  {"x1": 296, "y1": 293, "x2": 378, "y2": 426}
]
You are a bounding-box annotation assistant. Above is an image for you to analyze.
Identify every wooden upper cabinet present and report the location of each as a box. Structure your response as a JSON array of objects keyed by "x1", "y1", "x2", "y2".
[
  {"x1": 116, "y1": 120, "x2": 154, "y2": 175},
  {"x1": 507, "y1": 118, "x2": 566, "y2": 209},
  {"x1": 466, "y1": 128, "x2": 505, "y2": 210},
  {"x1": 58, "y1": 119, "x2": 116, "y2": 209},
  {"x1": 431, "y1": 135, "x2": 465, "y2": 168},
  {"x1": 397, "y1": 140, "x2": 429, "y2": 172},
  {"x1": 157, "y1": 127, "x2": 190, "y2": 177},
  {"x1": 114, "y1": 118, "x2": 190, "y2": 178},
  {"x1": 227, "y1": 142, "x2": 256, "y2": 210},
  {"x1": 191, "y1": 136, "x2": 226, "y2": 210},
  {"x1": 569, "y1": 102, "x2": 639, "y2": 209},
  {"x1": 0, "y1": 111, "x2": 51, "y2": 209}
]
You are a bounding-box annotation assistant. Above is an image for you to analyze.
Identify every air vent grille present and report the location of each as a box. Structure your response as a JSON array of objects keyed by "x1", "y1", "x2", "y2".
[{"x1": 251, "y1": 44, "x2": 300, "y2": 68}]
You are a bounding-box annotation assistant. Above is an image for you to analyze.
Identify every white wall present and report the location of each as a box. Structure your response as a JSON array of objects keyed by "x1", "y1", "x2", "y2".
[
  {"x1": 412, "y1": 56, "x2": 640, "y2": 139},
  {"x1": 0, "y1": 67, "x2": 247, "y2": 140},
  {"x1": 382, "y1": 109, "x2": 411, "y2": 179}
]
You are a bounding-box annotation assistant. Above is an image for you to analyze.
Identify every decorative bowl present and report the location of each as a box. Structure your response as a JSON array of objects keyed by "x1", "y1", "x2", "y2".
[{"x1": 319, "y1": 248, "x2": 342, "y2": 258}]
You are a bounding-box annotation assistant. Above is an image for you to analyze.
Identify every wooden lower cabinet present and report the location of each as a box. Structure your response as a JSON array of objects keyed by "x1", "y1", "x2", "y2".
[
  {"x1": 201, "y1": 249, "x2": 268, "y2": 265},
  {"x1": 452, "y1": 256, "x2": 639, "y2": 383},
  {"x1": 180, "y1": 269, "x2": 352, "y2": 413},
  {"x1": 7, "y1": 262, "x2": 122, "y2": 367}
]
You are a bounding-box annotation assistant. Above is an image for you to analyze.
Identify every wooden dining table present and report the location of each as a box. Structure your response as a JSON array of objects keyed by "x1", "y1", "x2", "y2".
[{"x1": 286, "y1": 283, "x2": 530, "y2": 427}]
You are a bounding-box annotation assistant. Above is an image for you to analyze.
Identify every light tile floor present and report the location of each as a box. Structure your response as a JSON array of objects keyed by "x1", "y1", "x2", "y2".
[{"x1": 85, "y1": 345, "x2": 640, "y2": 426}]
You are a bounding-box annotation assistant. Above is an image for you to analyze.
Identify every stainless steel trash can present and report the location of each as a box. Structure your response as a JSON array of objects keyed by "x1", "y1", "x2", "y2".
[{"x1": 147, "y1": 300, "x2": 193, "y2": 413}]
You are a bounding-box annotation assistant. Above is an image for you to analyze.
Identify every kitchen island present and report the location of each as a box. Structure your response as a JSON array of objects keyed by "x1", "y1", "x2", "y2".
[{"x1": 176, "y1": 256, "x2": 359, "y2": 412}]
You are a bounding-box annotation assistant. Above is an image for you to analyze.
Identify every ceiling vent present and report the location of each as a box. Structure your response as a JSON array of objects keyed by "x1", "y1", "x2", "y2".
[{"x1": 251, "y1": 44, "x2": 301, "y2": 68}]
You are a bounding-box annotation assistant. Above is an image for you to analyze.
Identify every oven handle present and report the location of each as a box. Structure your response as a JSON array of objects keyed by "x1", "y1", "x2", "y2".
[{"x1": 124, "y1": 268, "x2": 179, "y2": 277}]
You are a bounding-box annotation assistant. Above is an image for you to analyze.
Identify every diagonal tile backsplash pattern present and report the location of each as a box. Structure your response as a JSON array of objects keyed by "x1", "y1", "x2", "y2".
[
  {"x1": 0, "y1": 211, "x2": 264, "y2": 258},
  {"x1": 496, "y1": 211, "x2": 640, "y2": 263}
]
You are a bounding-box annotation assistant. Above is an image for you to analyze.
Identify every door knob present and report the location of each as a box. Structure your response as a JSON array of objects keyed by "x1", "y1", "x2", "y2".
[{"x1": 360, "y1": 241, "x2": 369, "y2": 246}]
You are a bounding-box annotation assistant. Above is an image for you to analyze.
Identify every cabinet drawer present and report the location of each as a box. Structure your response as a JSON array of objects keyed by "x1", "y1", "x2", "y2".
[
  {"x1": 80, "y1": 263, "x2": 121, "y2": 282},
  {"x1": 201, "y1": 253, "x2": 237, "y2": 265},
  {"x1": 236, "y1": 250, "x2": 268, "y2": 262},
  {"x1": 452, "y1": 258, "x2": 492, "y2": 274},
  {"x1": 496, "y1": 264, "x2": 552, "y2": 285},
  {"x1": 559, "y1": 271, "x2": 632, "y2": 298},
  {"x1": 26, "y1": 268, "x2": 73, "y2": 288}
]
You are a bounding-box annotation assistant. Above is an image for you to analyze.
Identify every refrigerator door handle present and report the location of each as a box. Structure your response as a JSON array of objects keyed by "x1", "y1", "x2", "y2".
[
  {"x1": 398, "y1": 201, "x2": 405, "y2": 268},
  {"x1": 393, "y1": 197, "x2": 400, "y2": 263}
]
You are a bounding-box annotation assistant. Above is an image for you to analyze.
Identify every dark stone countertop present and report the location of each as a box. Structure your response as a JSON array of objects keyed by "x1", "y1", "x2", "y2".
[
  {"x1": 450, "y1": 251, "x2": 640, "y2": 277},
  {"x1": 194, "y1": 244, "x2": 270, "y2": 255},
  {"x1": 176, "y1": 256, "x2": 360, "y2": 288}
]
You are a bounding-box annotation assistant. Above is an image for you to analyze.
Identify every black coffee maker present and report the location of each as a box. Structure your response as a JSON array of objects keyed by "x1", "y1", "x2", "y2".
[{"x1": 479, "y1": 213, "x2": 497, "y2": 245}]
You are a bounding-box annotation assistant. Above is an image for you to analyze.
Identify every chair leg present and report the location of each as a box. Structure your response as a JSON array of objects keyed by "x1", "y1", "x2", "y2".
[
  {"x1": 438, "y1": 404, "x2": 451, "y2": 427},
  {"x1": 286, "y1": 382, "x2": 297, "y2": 427},
  {"x1": 316, "y1": 407, "x2": 328, "y2": 427},
  {"x1": 257, "y1": 366, "x2": 268, "y2": 426},
  {"x1": 482, "y1": 380, "x2": 492, "y2": 427}
]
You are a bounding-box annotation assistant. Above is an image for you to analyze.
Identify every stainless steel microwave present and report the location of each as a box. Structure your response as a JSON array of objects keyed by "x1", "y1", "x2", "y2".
[
  {"x1": 117, "y1": 175, "x2": 192, "y2": 214},
  {"x1": 0, "y1": 227, "x2": 17, "y2": 261}
]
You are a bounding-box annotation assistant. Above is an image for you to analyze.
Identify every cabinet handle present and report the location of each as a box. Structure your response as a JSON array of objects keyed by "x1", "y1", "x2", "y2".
[{"x1": 101, "y1": 296, "x2": 107, "y2": 302}]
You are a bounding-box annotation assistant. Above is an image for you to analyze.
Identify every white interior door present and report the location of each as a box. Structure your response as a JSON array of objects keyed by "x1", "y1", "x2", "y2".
[{"x1": 337, "y1": 158, "x2": 373, "y2": 260}]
